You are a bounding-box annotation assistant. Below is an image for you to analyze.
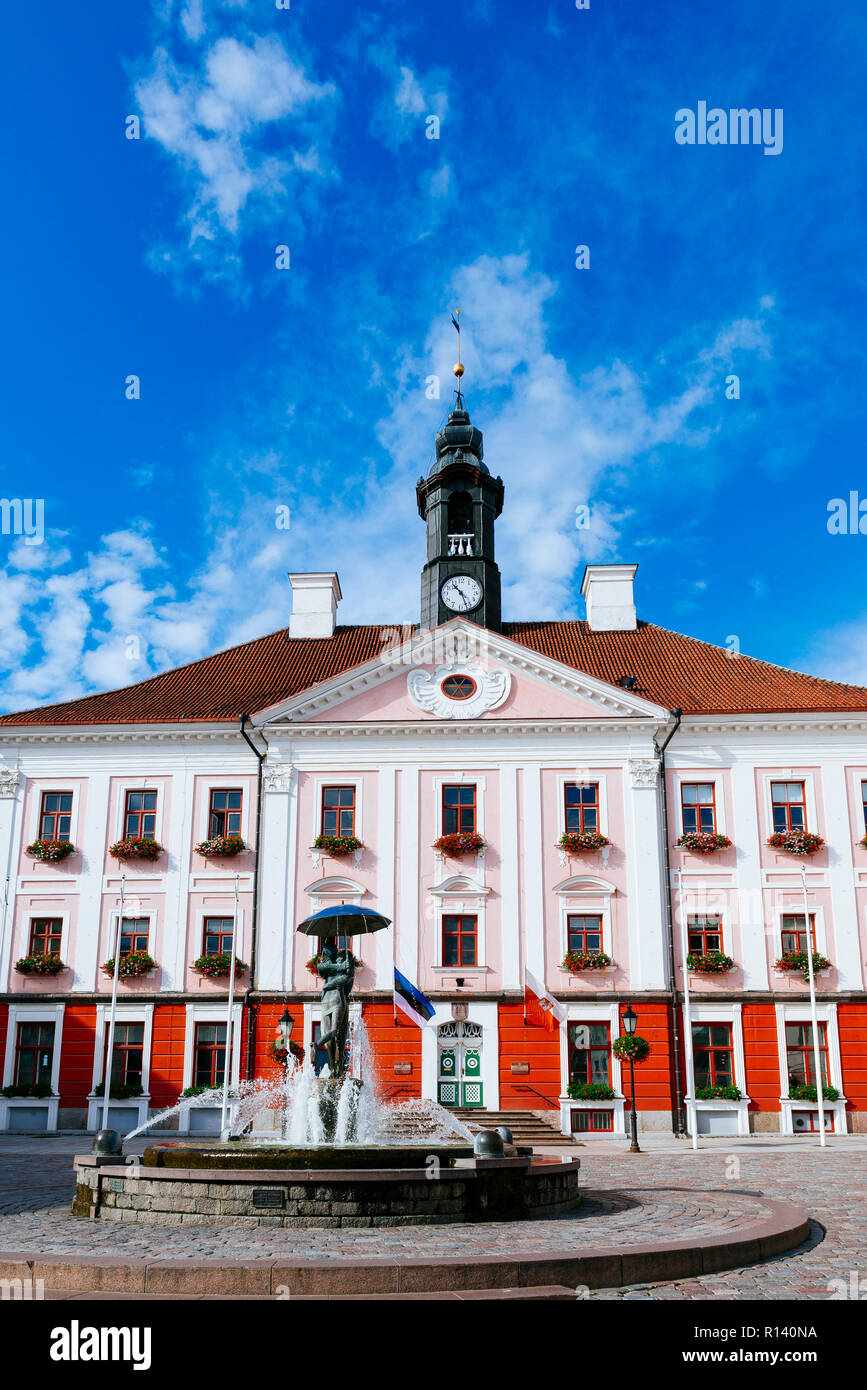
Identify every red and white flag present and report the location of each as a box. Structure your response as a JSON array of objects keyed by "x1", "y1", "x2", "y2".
[{"x1": 524, "y1": 969, "x2": 565, "y2": 1031}]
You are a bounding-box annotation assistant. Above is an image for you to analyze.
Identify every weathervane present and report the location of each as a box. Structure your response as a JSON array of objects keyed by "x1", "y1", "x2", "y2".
[{"x1": 451, "y1": 308, "x2": 464, "y2": 407}]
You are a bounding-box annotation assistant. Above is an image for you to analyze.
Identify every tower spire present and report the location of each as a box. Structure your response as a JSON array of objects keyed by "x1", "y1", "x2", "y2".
[{"x1": 450, "y1": 308, "x2": 464, "y2": 408}]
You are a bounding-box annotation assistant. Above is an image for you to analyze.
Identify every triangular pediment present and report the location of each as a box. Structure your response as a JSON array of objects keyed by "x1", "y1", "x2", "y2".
[{"x1": 254, "y1": 619, "x2": 670, "y2": 725}]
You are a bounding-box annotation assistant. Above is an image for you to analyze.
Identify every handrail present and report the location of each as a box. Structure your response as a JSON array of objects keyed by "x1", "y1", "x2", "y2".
[{"x1": 513, "y1": 1085, "x2": 559, "y2": 1110}]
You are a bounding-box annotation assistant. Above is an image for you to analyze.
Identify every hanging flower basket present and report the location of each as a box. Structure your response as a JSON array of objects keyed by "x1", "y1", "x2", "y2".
[
  {"x1": 775, "y1": 950, "x2": 831, "y2": 981},
  {"x1": 433, "y1": 831, "x2": 485, "y2": 856},
  {"x1": 92, "y1": 1081, "x2": 144, "y2": 1100},
  {"x1": 269, "y1": 1039, "x2": 305, "y2": 1067},
  {"x1": 192, "y1": 953, "x2": 248, "y2": 978},
  {"x1": 686, "y1": 950, "x2": 736, "y2": 974},
  {"x1": 766, "y1": 830, "x2": 824, "y2": 856},
  {"x1": 109, "y1": 837, "x2": 163, "y2": 862},
  {"x1": 306, "y1": 950, "x2": 360, "y2": 973},
  {"x1": 312, "y1": 834, "x2": 363, "y2": 856},
  {"x1": 694, "y1": 1084, "x2": 742, "y2": 1101},
  {"x1": 613, "y1": 1034, "x2": 650, "y2": 1063},
  {"x1": 567, "y1": 1081, "x2": 615, "y2": 1100},
  {"x1": 558, "y1": 830, "x2": 610, "y2": 855},
  {"x1": 15, "y1": 952, "x2": 66, "y2": 976},
  {"x1": 26, "y1": 838, "x2": 75, "y2": 862},
  {"x1": 102, "y1": 950, "x2": 156, "y2": 979},
  {"x1": 675, "y1": 832, "x2": 732, "y2": 854},
  {"x1": 788, "y1": 1083, "x2": 839, "y2": 1103},
  {"x1": 194, "y1": 835, "x2": 245, "y2": 857},
  {"x1": 560, "y1": 950, "x2": 612, "y2": 973}
]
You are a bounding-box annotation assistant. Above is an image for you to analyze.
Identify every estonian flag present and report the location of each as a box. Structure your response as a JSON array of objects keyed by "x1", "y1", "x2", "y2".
[{"x1": 394, "y1": 967, "x2": 437, "y2": 1028}]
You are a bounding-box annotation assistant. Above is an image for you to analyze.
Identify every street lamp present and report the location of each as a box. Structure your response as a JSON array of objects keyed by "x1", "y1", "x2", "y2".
[
  {"x1": 622, "y1": 1005, "x2": 641, "y2": 1154},
  {"x1": 276, "y1": 1008, "x2": 294, "y2": 1142}
]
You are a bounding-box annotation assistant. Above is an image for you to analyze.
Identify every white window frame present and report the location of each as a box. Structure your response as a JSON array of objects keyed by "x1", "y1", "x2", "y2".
[
  {"x1": 433, "y1": 773, "x2": 487, "y2": 838},
  {"x1": 429, "y1": 875, "x2": 491, "y2": 970},
  {"x1": 685, "y1": 1003, "x2": 751, "y2": 1137},
  {"x1": 90, "y1": 1003, "x2": 154, "y2": 1096},
  {"x1": 559, "y1": 1000, "x2": 625, "y2": 1137},
  {"x1": 775, "y1": 1001, "x2": 847, "y2": 1135},
  {"x1": 26, "y1": 783, "x2": 82, "y2": 850},
  {"x1": 312, "y1": 775, "x2": 364, "y2": 843},
  {"x1": 182, "y1": 1002, "x2": 244, "y2": 1091},
  {"x1": 850, "y1": 769, "x2": 867, "y2": 838},
  {"x1": 114, "y1": 780, "x2": 166, "y2": 844},
  {"x1": 21, "y1": 907, "x2": 71, "y2": 962},
  {"x1": 554, "y1": 875, "x2": 615, "y2": 961},
  {"x1": 763, "y1": 772, "x2": 818, "y2": 839},
  {"x1": 771, "y1": 901, "x2": 828, "y2": 960},
  {"x1": 673, "y1": 772, "x2": 727, "y2": 837},
  {"x1": 105, "y1": 906, "x2": 156, "y2": 968},
  {"x1": 193, "y1": 906, "x2": 246, "y2": 962},
  {"x1": 0, "y1": 1002, "x2": 64, "y2": 1132},
  {"x1": 557, "y1": 773, "x2": 608, "y2": 839},
  {"x1": 197, "y1": 777, "x2": 252, "y2": 845}
]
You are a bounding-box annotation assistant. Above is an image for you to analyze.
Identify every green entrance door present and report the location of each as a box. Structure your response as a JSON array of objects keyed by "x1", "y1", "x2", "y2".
[{"x1": 437, "y1": 1021, "x2": 483, "y2": 1107}]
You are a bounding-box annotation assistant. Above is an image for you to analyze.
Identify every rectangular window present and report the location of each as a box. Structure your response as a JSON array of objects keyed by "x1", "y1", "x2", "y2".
[
  {"x1": 771, "y1": 781, "x2": 806, "y2": 834},
  {"x1": 203, "y1": 917, "x2": 235, "y2": 956},
  {"x1": 193, "y1": 1023, "x2": 226, "y2": 1088},
  {"x1": 566, "y1": 914, "x2": 603, "y2": 954},
  {"x1": 692, "y1": 1023, "x2": 734, "y2": 1089},
  {"x1": 321, "y1": 786, "x2": 356, "y2": 836},
  {"x1": 442, "y1": 914, "x2": 477, "y2": 967},
  {"x1": 442, "y1": 784, "x2": 476, "y2": 834},
  {"x1": 780, "y1": 914, "x2": 817, "y2": 955},
  {"x1": 119, "y1": 918, "x2": 149, "y2": 955},
  {"x1": 568, "y1": 1023, "x2": 611, "y2": 1086},
  {"x1": 106, "y1": 1023, "x2": 144, "y2": 1088},
  {"x1": 862, "y1": 779, "x2": 867, "y2": 835},
  {"x1": 687, "y1": 916, "x2": 723, "y2": 954},
  {"x1": 785, "y1": 1023, "x2": 829, "y2": 1088},
  {"x1": 570, "y1": 1109, "x2": 613, "y2": 1132},
  {"x1": 681, "y1": 783, "x2": 716, "y2": 834},
  {"x1": 28, "y1": 918, "x2": 63, "y2": 956},
  {"x1": 39, "y1": 791, "x2": 72, "y2": 841},
  {"x1": 208, "y1": 788, "x2": 242, "y2": 838},
  {"x1": 564, "y1": 782, "x2": 599, "y2": 834},
  {"x1": 14, "y1": 1022, "x2": 55, "y2": 1088},
  {"x1": 124, "y1": 789, "x2": 157, "y2": 839}
]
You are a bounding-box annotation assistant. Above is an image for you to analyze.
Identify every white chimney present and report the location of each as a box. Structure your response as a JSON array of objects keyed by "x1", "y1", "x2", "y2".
[
  {"x1": 581, "y1": 564, "x2": 638, "y2": 632},
  {"x1": 288, "y1": 572, "x2": 342, "y2": 639}
]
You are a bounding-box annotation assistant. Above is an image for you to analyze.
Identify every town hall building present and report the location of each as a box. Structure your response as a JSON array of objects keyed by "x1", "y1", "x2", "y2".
[{"x1": 1, "y1": 397, "x2": 867, "y2": 1140}]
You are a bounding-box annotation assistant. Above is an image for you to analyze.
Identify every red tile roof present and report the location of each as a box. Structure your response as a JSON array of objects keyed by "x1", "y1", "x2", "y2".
[{"x1": 1, "y1": 621, "x2": 865, "y2": 726}]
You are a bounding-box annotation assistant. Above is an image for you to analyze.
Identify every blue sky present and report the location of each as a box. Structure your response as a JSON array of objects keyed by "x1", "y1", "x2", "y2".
[{"x1": 1, "y1": 0, "x2": 865, "y2": 713}]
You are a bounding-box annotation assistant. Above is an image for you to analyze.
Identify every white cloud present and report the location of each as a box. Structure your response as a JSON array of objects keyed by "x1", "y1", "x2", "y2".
[{"x1": 804, "y1": 617, "x2": 867, "y2": 686}]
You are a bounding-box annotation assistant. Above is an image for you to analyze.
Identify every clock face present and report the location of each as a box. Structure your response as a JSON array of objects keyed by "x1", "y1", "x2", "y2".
[{"x1": 441, "y1": 574, "x2": 483, "y2": 613}]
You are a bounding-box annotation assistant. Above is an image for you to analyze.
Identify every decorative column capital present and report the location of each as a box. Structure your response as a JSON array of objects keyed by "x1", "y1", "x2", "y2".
[
  {"x1": 628, "y1": 758, "x2": 660, "y2": 789},
  {"x1": 263, "y1": 762, "x2": 294, "y2": 792},
  {"x1": 0, "y1": 767, "x2": 21, "y2": 798}
]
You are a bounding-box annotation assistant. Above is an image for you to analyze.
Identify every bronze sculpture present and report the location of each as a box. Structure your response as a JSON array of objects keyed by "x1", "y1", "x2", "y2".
[{"x1": 316, "y1": 937, "x2": 355, "y2": 1078}]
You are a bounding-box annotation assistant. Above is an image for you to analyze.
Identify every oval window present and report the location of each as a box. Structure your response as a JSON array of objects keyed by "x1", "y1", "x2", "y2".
[{"x1": 441, "y1": 674, "x2": 477, "y2": 700}]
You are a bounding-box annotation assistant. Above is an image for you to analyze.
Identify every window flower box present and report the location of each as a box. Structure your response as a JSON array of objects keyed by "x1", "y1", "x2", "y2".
[
  {"x1": 26, "y1": 838, "x2": 75, "y2": 862},
  {"x1": 1, "y1": 1082, "x2": 54, "y2": 1099},
  {"x1": 561, "y1": 950, "x2": 613, "y2": 973},
  {"x1": 109, "y1": 837, "x2": 164, "y2": 862},
  {"x1": 566, "y1": 1081, "x2": 616, "y2": 1100},
  {"x1": 194, "y1": 834, "x2": 246, "y2": 857},
  {"x1": 312, "y1": 834, "x2": 363, "y2": 857},
  {"x1": 433, "y1": 831, "x2": 485, "y2": 856},
  {"x1": 612, "y1": 1034, "x2": 650, "y2": 1063},
  {"x1": 675, "y1": 832, "x2": 732, "y2": 854},
  {"x1": 774, "y1": 950, "x2": 832, "y2": 981},
  {"x1": 860, "y1": 835, "x2": 867, "y2": 850},
  {"x1": 101, "y1": 950, "x2": 157, "y2": 979},
  {"x1": 306, "y1": 950, "x2": 360, "y2": 973},
  {"x1": 92, "y1": 1081, "x2": 144, "y2": 1100},
  {"x1": 14, "y1": 952, "x2": 66, "y2": 976},
  {"x1": 686, "y1": 950, "x2": 736, "y2": 974},
  {"x1": 694, "y1": 1084, "x2": 742, "y2": 1101},
  {"x1": 788, "y1": 1083, "x2": 839, "y2": 1103},
  {"x1": 192, "y1": 953, "x2": 248, "y2": 979},
  {"x1": 766, "y1": 830, "x2": 824, "y2": 856},
  {"x1": 558, "y1": 830, "x2": 610, "y2": 855}
]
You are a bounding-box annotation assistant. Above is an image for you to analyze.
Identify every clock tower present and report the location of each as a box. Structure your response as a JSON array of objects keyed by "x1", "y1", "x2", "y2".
[{"x1": 416, "y1": 396, "x2": 504, "y2": 631}]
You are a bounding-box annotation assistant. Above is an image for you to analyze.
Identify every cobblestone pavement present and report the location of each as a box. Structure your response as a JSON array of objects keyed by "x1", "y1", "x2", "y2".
[{"x1": 0, "y1": 1134, "x2": 863, "y2": 1299}]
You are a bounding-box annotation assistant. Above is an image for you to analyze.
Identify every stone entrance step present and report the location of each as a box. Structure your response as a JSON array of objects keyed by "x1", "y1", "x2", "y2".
[{"x1": 450, "y1": 1108, "x2": 578, "y2": 1147}]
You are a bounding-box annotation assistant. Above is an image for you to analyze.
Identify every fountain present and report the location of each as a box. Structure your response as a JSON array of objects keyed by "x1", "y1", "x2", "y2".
[{"x1": 73, "y1": 915, "x2": 580, "y2": 1227}]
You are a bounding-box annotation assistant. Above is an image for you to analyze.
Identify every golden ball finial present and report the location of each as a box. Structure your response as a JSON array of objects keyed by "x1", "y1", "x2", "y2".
[{"x1": 453, "y1": 362, "x2": 464, "y2": 378}]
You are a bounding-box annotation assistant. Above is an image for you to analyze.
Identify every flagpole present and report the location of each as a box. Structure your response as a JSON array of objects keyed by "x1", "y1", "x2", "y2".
[
  {"x1": 101, "y1": 874, "x2": 125, "y2": 1132},
  {"x1": 220, "y1": 873, "x2": 240, "y2": 1142},
  {"x1": 677, "y1": 868, "x2": 698, "y2": 1150},
  {"x1": 801, "y1": 865, "x2": 827, "y2": 1147}
]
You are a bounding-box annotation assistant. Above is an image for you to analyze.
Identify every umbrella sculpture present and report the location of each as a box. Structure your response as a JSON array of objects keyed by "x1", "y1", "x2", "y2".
[{"x1": 296, "y1": 905, "x2": 392, "y2": 1077}]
